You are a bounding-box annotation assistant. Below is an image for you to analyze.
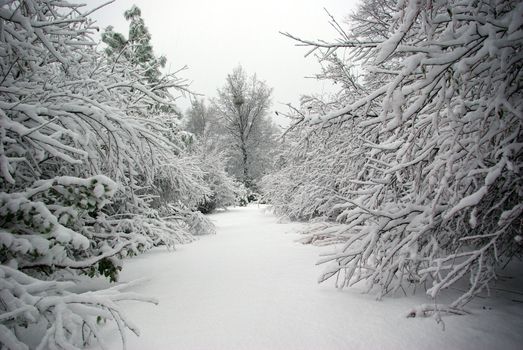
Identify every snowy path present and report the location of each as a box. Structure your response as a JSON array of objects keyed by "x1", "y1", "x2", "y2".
[{"x1": 104, "y1": 206, "x2": 523, "y2": 350}]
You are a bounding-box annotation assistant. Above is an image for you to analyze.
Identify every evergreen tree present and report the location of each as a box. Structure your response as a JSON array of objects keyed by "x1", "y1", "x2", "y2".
[{"x1": 102, "y1": 5, "x2": 166, "y2": 84}]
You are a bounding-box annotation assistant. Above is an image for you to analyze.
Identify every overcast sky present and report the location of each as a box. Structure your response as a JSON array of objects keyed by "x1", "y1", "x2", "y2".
[{"x1": 88, "y1": 0, "x2": 359, "y2": 124}]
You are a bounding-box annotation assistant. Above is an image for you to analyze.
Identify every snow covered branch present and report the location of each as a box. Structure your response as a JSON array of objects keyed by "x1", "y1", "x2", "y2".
[
  {"x1": 265, "y1": 0, "x2": 522, "y2": 313},
  {"x1": 0, "y1": 1, "x2": 214, "y2": 347}
]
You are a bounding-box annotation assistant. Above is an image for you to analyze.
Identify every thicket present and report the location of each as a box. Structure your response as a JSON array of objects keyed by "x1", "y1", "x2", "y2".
[
  {"x1": 0, "y1": 1, "x2": 215, "y2": 348},
  {"x1": 263, "y1": 0, "x2": 522, "y2": 315}
]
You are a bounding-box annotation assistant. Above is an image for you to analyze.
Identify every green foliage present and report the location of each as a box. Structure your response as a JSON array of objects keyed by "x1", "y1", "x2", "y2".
[
  {"x1": 88, "y1": 257, "x2": 122, "y2": 283},
  {"x1": 0, "y1": 176, "x2": 116, "y2": 277},
  {"x1": 102, "y1": 5, "x2": 166, "y2": 84}
]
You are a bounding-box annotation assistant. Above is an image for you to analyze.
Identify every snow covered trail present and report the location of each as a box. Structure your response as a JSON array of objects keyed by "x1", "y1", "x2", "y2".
[{"x1": 103, "y1": 206, "x2": 523, "y2": 350}]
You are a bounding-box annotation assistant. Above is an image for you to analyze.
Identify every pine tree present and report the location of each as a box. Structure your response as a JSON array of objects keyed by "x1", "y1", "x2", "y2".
[{"x1": 102, "y1": 5, "x2": 166, "y2": 84}]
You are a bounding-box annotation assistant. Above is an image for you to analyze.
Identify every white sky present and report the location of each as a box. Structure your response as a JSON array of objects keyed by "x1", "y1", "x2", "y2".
[{"x1": 88, "y1": 0, "x2": 360, "y2": 125}]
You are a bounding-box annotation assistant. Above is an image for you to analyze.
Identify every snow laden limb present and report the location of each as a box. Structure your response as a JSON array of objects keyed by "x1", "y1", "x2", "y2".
[
  {"x1": 270, "y1": 0, "x2": 523, "y2": 313},
  {"x1": 165, "y1": 205, "x2": 217, "y2": 236},
  {"x1": 262, "y1": 97, "x2": 368, "y2": 223},
  {"x1": 0, "y1": 265, "x2": 158, "y2": 350},
  {"x1": 0, "y1": 0, "x2": 192, "y2": 194},
  {"x1": 0, "y1": 175, "x2": 152, "y2": 349},
  {"x1": 0, "y1": 0, "x2": 205, "y2": 245},
  {"x1": 0, "y1": 175, "x2": 127, "y2": 275},
  {"x1": 0, "y1": 1, "x2": 210, "y2": 347}
]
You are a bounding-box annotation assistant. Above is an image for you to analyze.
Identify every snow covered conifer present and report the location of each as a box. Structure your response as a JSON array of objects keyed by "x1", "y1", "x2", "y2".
[{"x1": 102, "y1": 5, "x2": 167, "y2": 84}]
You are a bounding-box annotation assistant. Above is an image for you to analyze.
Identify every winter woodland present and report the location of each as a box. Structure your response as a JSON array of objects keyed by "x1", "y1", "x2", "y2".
[{"x1": 0, "y1": 0, "x2": 521, "y2": 349}]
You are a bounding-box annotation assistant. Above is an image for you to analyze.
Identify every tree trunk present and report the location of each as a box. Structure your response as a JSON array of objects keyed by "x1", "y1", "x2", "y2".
[{"x1": 241, "y1": 144, "x2": 249, "y2": 188}]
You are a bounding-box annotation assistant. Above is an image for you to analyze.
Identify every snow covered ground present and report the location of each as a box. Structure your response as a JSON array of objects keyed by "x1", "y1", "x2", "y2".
[{"x1": 100, "y1": 205, "x2": 523, "y2": 349}]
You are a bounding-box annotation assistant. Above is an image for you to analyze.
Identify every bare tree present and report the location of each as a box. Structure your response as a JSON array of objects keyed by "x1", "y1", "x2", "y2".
[{"x1": 213, "y1": 65, "x2": 273, "y2": 189}]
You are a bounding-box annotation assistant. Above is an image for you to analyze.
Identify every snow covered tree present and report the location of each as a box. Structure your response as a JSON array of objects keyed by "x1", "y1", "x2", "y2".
[
  {"x1": 184, "y1": 99, "x2": 215, "y2": 139},
  {"x1": 183, "y1": 100, "x2": 245, "y2": 213},
  {"x1": 262, "y1": 97, "x2": 361, "y2": 223},
  {"x1": 102, "y1": 5, "x2": 166, "y2": 84},
  {"x1": 101, "y1": 5, "x2": 187, "y2": 118},
  {"x1": 212, "y1": 66, "x2": 278, "y2": 191},
  {"x1": 183, "y1": 99, "x2": 225, "y2": 156},
  {"x1": 267, "y1": 0, "x2": 523, "y2": 315},
  {"x1": 194, "y1": 151, "x2": 241, "y2": 214},
  {"x1": 0, "y1": 1, "x2": 211, "y2": 348}
]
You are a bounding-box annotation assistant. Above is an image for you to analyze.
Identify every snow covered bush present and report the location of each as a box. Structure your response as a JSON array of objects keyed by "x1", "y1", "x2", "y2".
[
  {"x1": 234, "y1": 182, "x2": 249, "y2": 207},
  {"x1": 0, "y1": 176, "x2": 158, "y2": 348},
  {"x1": 0, "y1": 264, "x2": 157, "y2": 350},
  {"x1": 1, "y1": 176, "x2": 120, "y2": 279},
  {"x1": 187, "y1": 140, "x2": 238, "y2": 214},
  {"x1": 183, "y1": 100, "x2": 246, "y2": 213},
  {"x1": 182, "y1": 209, "x2": 217, "y2": 236},
  {"x1": 268, "y1": 0, "x2": 523, "y2": 314},
  {"x1": 0, "y1": 1, "x2": 211, "y2": 347},
  {"x1": 196, "y1": 155, "x2": 238, "y2": 214},
  {"x1": 262, "y1": 101, "x2": 360, "y2": 221}
]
